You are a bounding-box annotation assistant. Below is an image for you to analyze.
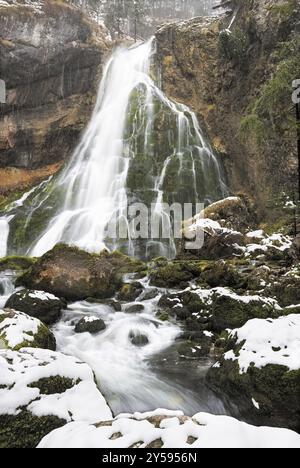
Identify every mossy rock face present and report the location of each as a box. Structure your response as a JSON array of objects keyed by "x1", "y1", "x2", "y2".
[
  {"x1": 5, "y1": 289, "x2": 65, "y2": 325},
  {"x1": 0, "y1": 410, "x2": 66, "y2": 449},
  {"x1": 118, "y1": 282, "x2": 144, "y2": 302},
  {"x1": 203, "y1": 196, "x2": 257, "y2": 234},
  {"x1": 0, "y1": 256, "x2": 36, "y2": 273},
  {"x1": 207, "y1": 360, "x2": 300, "y2": 432},
  {"x1": 210, "y1": 294, "x2": 280, "y2": 332},
  {"x1": 158, "y1": 288, "x2": 280, "y2": 332},
  {"x1": 264, "y1": 277, "x2": 300, "y2": 307},
  {"x1": 0, "y1": 309, "x2": 56, "y2": 351},
  {"x1": 16, "y1": 245, "x2": 146, "y2": 302},
  {"x1": 149, "y1": 261, "x2": 201, "y2": 288},
  {"x1": 199, "y1": 260, "x2": 245, "y2": 289}
]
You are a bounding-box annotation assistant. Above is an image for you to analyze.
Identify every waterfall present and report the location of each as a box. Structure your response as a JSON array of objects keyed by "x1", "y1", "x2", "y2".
[{"x1": 2, "y1": 38, "x2": 227, "y2": 260}]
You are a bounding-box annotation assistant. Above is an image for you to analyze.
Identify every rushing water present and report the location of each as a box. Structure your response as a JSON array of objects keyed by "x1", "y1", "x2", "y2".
[
  {"x1": 0, "y1": 39, "x2": 228, "y2": 417},
  {"x1": 52, "y1": 278, "x2": 226, "y2": 416},
  {"x1": 3, "y1": 38, "x2": 226, "y2": 260}
]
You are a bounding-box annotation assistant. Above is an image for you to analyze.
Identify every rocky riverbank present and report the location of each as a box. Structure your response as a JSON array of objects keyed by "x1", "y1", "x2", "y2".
[{"x1": 0, "y1": 196, "x2": 300, "y2": 447}]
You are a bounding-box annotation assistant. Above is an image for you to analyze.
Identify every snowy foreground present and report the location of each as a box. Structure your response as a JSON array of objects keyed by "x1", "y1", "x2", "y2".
[
  {"x1": 1, "y1": 347, "x2": 300, "y2": 449},
  {"x1": 38, "y1": 412, "x2": 300, "y2": 449}
]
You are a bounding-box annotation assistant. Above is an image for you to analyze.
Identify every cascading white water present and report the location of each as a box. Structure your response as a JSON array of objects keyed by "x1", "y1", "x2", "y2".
[
  {"x1": 30, "y1": 40, "x2": 156, "y2": 257},
  {"x1": 0, "y1": 217, "x2": 11, "y2": 258},
  {"x1": 0, "y1": 38, "x2": 226, "y2": 259},
  {"x1": 53, "y1": 279, "x2": 227, "y2": 416}
]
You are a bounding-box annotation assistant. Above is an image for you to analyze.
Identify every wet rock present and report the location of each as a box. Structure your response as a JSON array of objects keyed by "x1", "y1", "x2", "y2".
[
  {"x1": 199, "y1": 260, "x2": 244, "y2": 289},
  {"x1": 139, "y1": 289, "x2": 159, "y2": 301},
  {"x1": 207, "y1": 314, "x2": 300, "y2": 432},
  {"x1": 129, "y1": 331, "x2": 149, "y2": 347},
  {"x1": 86, "y1": 298, "x2": 122, "y2": 312},
  {"x1": 125, "y1": 304, "x2": 145, "y2": 314},
  {"x1": 118, "y1": 282, "x2": 144, "y2": 302},
  {"x1": 17, "y1": 245, "x2": 145, "y2": 302},
  {"x1": 149, "y1": 261, "x2": 201, "y2": 288},
  {"x1": 0, "y1": 309, "x2": 56, "y2": 351},
  {"x1": 0, "y1": 256, "x2": 36, "y2": 273},
  {"x1": 158, "y1": 287, "x2": 281, "y2": 332},
  {"x1": 75, "y1": 316, "x2": 106, "y2": 334},
  {"x1": 5, "y1": 289, "x2": 65, "y2": 325}
]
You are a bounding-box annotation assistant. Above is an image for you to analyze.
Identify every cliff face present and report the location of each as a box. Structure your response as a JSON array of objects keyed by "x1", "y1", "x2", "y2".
[
  {"x1": 156, "y1": 0, "x2": 300, "y2": 213},
  {"x1": 0, "y1": 0, "x2": 111, "y2": 193}
]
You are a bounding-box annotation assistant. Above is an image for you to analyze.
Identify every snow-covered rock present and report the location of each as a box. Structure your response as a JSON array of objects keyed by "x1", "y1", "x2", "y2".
[
  {"x1": 5, "y1": 289, "x2": 65, "y2": 325},
  {"x1": 0, "y1": 348, "x2": 112, "y2": 448},
  {"x1": 37, "y1": 411, "x2": 300, "y2": 449},
  {"x1": 0, "y1": 309, "x2": 56, "y2": 351},
  {"x1": 207, "y1": 314, "x2": 300, "y2": 432}
]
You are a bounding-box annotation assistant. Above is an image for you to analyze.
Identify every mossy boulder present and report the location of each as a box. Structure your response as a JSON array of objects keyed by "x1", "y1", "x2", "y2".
[
  {"x1": 264, "y1": 277, "x2": 300, "y2": 307},
  {"x1": 75, "y1": 316, "x2": 106, "y2": 334},
  {"x1": 203, "y1": 196, "x2": 257, "y2": 234},
  {"x1": 0, "y1": 309, "x2": 56, "y2": 351},
  {"x1": 210, "y1": 292, "x2": 280, "y2": 332},
  {"x1": 207, "y1": 314, "x2": 300, "y2": 432},
  {"x1": 5, "y1": 289, "x2": 65, "y2": 325},
  {"x1": 158, "y1": 288, "x2": 281, "y2": 332},
  {"x1": 0, "y1": 256, "x2": 36, "y2": 273},
  {"x1": 149, "y1": 261, "x2": 201, "y2": 288},
  {"x1": 0, "y1": 348, "x2": 112, "y2": 448},
  {"x1": 199, "y1": 260, "x2": 244, "y2": 289},
  {"x1": 118, "y1": 282, "x2": 144, "y2": 302},
  {"x1": 16, "y1": 245, "x2": 145, "y2": 302}
]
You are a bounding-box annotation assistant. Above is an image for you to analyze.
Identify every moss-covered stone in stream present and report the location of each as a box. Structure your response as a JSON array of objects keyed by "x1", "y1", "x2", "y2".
[
  {"x1": 17, "y1": 244, "x2": 146, "y2": 302},
  {"x1": 149, "y1": 261, "x2": 202, "y2": 288},
  {"x1": 0, "y1": 255, "x2": 36, "y2": 273},
  {"x1": 0, "y1": 411, "x2": 66, "y2": 449},
  {"x1": 207, "y1": 360, "x2": 300, "y2": 432}
]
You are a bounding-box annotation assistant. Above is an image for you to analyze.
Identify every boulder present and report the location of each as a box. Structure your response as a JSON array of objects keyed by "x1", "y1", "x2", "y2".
[
  {"x1": 139, "y1": 289, "x2": 159, "y2": 301},
  {"x1": 158, "y1": 287, "x2": 281, "y2": 332},
  {"x1": 125, "y1": 304, "x2": 145, "y2": 314},
  {"x1": 202, "y1": 196, "x2": 257, "y2": 233},
  {"x1": 17, "y1": 245, "x2": 145, "y2": 302},
  {"x1": 75, "y1": 316, "x2": 106, "y2": 334},
  {"x1": 118, "y1": 282, "x2": 144, "y2": 302},
  {"x1": 0, "y1": 256, "x2": 36, "y2": 273},
  {"x1": 150, "y1": 261, "x2": 201, "y2": 288},
  {"x1": 199, "y1": 260, "x2": 244, "y2": 289},
  {"x1": 0, "y1": 348, "x2": 112, "y2": 448},
  {"x1": 129, "y1": 331, "x2": 149, "y2": 347},
  {"x1": 207, "y1": 314, "x2": 300, "y2": 432},
  {"x1": 264, "y1": 276, "x2": 300, "y2": 307},
  {"x1": 5, "y1": 289, "x2": 65, "y2": 325},
  {"x1": 0, "y1": 309, "x2": 56, "y2": 351}
]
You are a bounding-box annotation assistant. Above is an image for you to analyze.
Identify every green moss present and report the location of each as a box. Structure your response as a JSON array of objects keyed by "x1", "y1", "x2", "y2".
[
  {"x1": 219, "y1": 28, "x2": 249, "y2": 68},
  {"x1": 239, "y1": 35, "x2": 300, "y2": 143},
  {"x1": 0, "y1": 255, "x2": 36, "y2": 272},
  {"x1": 28, "y1": 376, "x2": 79, "y2": 395},
  {"x1": 0, "y1": 411, "x2": 66, "y2": 448},
  {"x1": 268, "y1": 0, "x2": 298, "y2": 19},
  {"x1": 150, "y1": 261, "x2": 201, "y2": 288}
]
